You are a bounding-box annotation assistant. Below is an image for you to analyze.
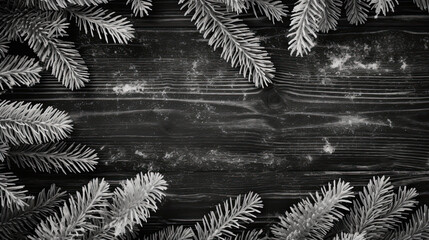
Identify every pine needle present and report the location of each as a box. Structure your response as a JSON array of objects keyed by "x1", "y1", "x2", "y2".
[
  {"x1": 0, "y1": 165, "x2": 31, "y2": 210},
  {"x1": 0, "y1": 100, "x2": 73, "y2": 145},
  {"x1": 180, "y1": 0, "x2": 275, "y2": 87},
  {"x1": 368, "y1": 186, "x2": 418, "y2": 239},
  {"x1": 333, "y1": 232, "x2": 366, "y2": 240},
  {"x1": 29, "y1": 178, "x2": 111, "y2": 240},
  {"x1": 194, "y1": 191, "x2": 263, "y2": 240},
  {"x1": 143, "y1": 226, "x2": 194, "y2": 240},
  {"x1": 217, "y1": 0, "x2": 247, "y2": 13},
  {"x1": 414, "y1": 0, "x2": 429, "y2": 12},
  {"x1": 127, "y1": 0, "x2": 153, "y2": 17},
  {"x1": 343, "y1": 176, "x2": 394, "y2": 235},
  {"x1": 345, "y1": 0, "x2": 369, "y2": 25},
  {"x1": 319, "y1": 0, "x2": 342, "y2": 33},
  {"x1": 17, "y1": 0, "x2": 109, "y2": 10},
  {"x1": 225, "y1": 229, "x2": 265, "y2": 240},
  {"x1": 68, "y1": 6, "x2": 135, "y2": 44},
  {"x1": 5, "y1": 142, "x2": 98, "y2": 174},
  {"x1": 246, "y1": 0, "x2": 288, "y2": 23},
  {"x1": 288, "y1": 0, "x2": 325, "y2": 56},
  {"x1": 271, "y1": 180, "x2": 354, "y2": 240},
  {"x1": 385, "y1": 205, "x2": 429, "y2": 240},
  {"x1": 1, "y1": 10, "x2": 89, "y2": 90},
  {"x1": 0, "y1": 143, "x2": 9, "y2": 162},
  {"x1": 109, "y1": 172, "x2": 168, "y2": 236},
  {"x1": 367, "y1": 0, "x2": 398, "y2": 17},
  {"x1": 0, "y1": 184, "x2": 66, "y2": 240},
  {"x1": 0, "y1": 55, "x2": 42, "y2": 90},
  {"x1": 0, "y1": 38, "x2": 9, "y2": 58}
]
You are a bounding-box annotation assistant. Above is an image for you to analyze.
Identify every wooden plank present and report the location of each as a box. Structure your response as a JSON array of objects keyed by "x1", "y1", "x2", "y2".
[{"x1": 2, "y1": 0, "x2": 429, "y2": 234}]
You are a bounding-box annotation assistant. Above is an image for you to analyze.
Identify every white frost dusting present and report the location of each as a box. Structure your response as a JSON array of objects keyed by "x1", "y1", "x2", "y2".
[
  {"x1": 113, "y1": 83, "x2": 145, "y2": 94},
  {"x1": 134, "y1": 150, "x2": 148, "y2": 158},
  {"x1": 330, "y1": 54, "x2": 351, "y2": 70},
  {"x1": 323, "y1": 137, "x2": 335, "y2": 154}
]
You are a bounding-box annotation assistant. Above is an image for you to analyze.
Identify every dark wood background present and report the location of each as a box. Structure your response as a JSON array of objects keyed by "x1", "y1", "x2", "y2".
[{"x1": 3, "y1": 0, "x2": 429, "y2": 236}]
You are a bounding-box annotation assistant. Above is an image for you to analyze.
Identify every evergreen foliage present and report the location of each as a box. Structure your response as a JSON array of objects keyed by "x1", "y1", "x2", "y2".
[
  {"x1": 271, "y1": 180, "x2": 354, "y2": 240},
  {"x1": 0, "y1": 164, "x2": 31, "y2": 210},
  {"x1": 0, "y1": 184, "x2": 66, "y2": 240},
  {"x1": 0, "y1": 100, "x2": 72, "y2": 145},
  {"x1": 269, "y1": 176, "x2": 427, "y2": 240},
  {"x1": 5, "y1": 142, "x2": 98, "y2": 174},
  {"x1": 0, "y1": 0, "x2": 134, "y2": 90},
  {"x1": 0, "y1": 55, "x2": 42, "y2": 90}
]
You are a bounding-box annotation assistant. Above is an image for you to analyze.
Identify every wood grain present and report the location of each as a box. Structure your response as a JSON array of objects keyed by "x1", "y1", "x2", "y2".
[{"x1": 2, "y1": 0, "x2": 429, "y2": 234}]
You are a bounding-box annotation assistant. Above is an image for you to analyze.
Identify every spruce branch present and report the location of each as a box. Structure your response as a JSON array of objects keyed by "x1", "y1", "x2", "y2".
[
  {"x1": 180, "y1": 0, "x2": 275, "y2": 88},
  {"x1": 0, "y1": 55, "x2": 42, "y2": 90},
  {"x1": 29, "y1": 178, "x2": 111, "y2": 240},
  {"x1": 0, "y1": 165, "x2": 31, "y2": 210},
  {"x1": 0, "y1": 10, "x2": 89, "y2": 90},
  {"x1": 246, "y1": 0, "x2": 288, "y2": 23},
  {"x1": 0, "y1": 184, "x2": 66, "y2": 240},
  {"x1": 271, "y1": 180, "x2": 353, "y2": 240},
  {"x1": 17, "y1": 0, "x2": 109, "y2": 10},
  {"x1": 0, "y1": 143, "x2": 9, "y2": 162},
  {"x1": 194, "y1": 191, "x2": 263, "y2": 240},
  {"x1": 0, "y1": 38, "x2": 9, "y2": 58},
  {"x1": 288, "y1": 0, "x2": 325, "y2": 56},
  {"x1": 67, "y1": 7, "x2": 135, "y2": 44},
  {"x1": 343, "y1": 176, "x2": 394, "y2": 236},
  {"x1": 385, "y1": 205, "x2": 429, "y2": 240},
  {"x1": 127, "y1": 0, "x2": 153, "y2": 17},
  {"x1": 109, "y1": 172, "x2": 168, "y2": 236},
  {"x1": 225, "y1": 229, "x2": 265, "y2": 240},
  {"x1": 143, "y1": 226, "x2": 194, "y2": 240},
  {"x1": 368, "y1": 186, "x2": 418, "y2": 239},
  {"x1": 319, "y1": 0, "x2": 342, "y2": 33},
  {"x1": 0, "y1": 100, "x2": 73, "y2": 145},
  {"x1": 367, "y1": 0, "x2": 398, "y2": 17},
  {"x1": 333, "y1": 232, "x2": 366, "y2": 240},
  {"x1": 345, "y1": 0, "x2": 369, "y2": 25},
  {"x1": 217, "y1": 0, "x2": 247, "y2": 13},
  {"x1": 414, "y1": 0, "x2": 429, "y2": 12},
  {"x1": 5, "y1": 142, "x2": 98, "y2": 174}
]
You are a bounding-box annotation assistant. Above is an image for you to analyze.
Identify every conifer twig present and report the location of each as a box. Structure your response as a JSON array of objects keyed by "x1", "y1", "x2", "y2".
[
  {"x1": 143, "y1": 226, "x2": 194, "y2": 240},
  {"x1": 127, "y1": 0, "x2": 153, "y2": 17},
  {"x1": 271, "y1": 180, "x2": 353, "y2": 240},
  {"x1": 0, "y1": 165, "x2": 31, "y2": 210},
  {"x1": 29, "y1": 178, "x2": 111, "y2": 240},
  {"x1": 333, "y1": 232, "x2": 366, "y2": 240},
  {"x1": 246, "y1": 0, "x2": 288, "y2": 23},
  {"x1": 414, "y1": 0, "x2": 429, "y2": 12},
  {"x1": 180, "y1": 0, "x2": 275, "y2": 87},
  {"x1": 109, "y1": 172, "x2": 168, "y2": 236},
  {"x1": 67, "y1": 6, "x2": 135, "y2": 44},
  {"x1": 5, "y1": 142, "x2": 98, "y2": 174},
  {"x1": 0, "y1": 38, "x2": 9, "y2": 58},
  {"x1": 343, "y1": 176, "x2": 394, "y2": 235},
  {"x1": 0, "y1": 100, "x2": 73, "y2": 145},
  {"x1": 0, "y1": 143, "x2": 9, "y2": 162},
  {"x1": 225, "y1": 229, "x2": 265, "y2": 240},
  {"x1": 0, "y1": 10, "x2": 89, "y2": 90},
  {"x1": 367, "y1": 0, "x2": 398, "y2": 17},
  {"x1": 344, "y1": 0, "x2": 369, "y2": 25},
  {"x1": 319, "y1": 0, "x2": 342, "y2": 33},
  {"x1": 0, "y1": 55, "x2": 42, "y2": 90},
  {"x1": 0, "y1": 184, "x2": 66, "y2": 240},
  {"x1": 385, "y1": 205, "x2": 429, "y2": 240},
  {"x1": 194, "y1": 191, "x2": 263, "y2": 240},
  {"x1": 288, "y1": 0, "x2": 325, "y2": 56}
]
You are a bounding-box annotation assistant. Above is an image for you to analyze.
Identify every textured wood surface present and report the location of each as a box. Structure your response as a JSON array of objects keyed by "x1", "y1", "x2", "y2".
[{"x1": 3, "y1": 0, "x2": 429, "y2": 234}]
